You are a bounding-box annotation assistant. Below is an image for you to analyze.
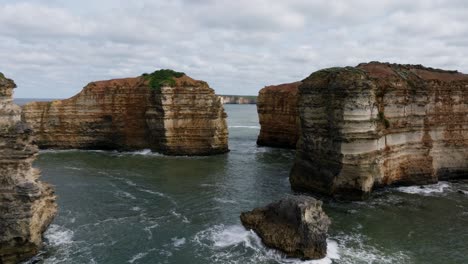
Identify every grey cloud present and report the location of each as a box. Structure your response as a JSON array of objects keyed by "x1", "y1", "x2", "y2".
[{"x1": 0, "y1": 0, "x2": 467, "y2": 98}]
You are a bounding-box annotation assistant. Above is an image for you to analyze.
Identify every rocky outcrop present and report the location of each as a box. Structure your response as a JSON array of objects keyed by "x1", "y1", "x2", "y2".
[
  {"x1": 291, "y1": 62, "x2": 468, "y2": 200},
  {"x1": 22, "y1": 70, "x2": 229, "y2": 155},
  {"x1": 219, "y1": 95, "x2": 257, "y2": 104},
  {"x1": 240, "y1": 195, "x2": 330, "y2": 260},
  {"x1": 257, "y1": 82, "x2": 300, "y2": 148},
  {"x1": 0, "y1": 73, "x2": 57, "y2": 263}
]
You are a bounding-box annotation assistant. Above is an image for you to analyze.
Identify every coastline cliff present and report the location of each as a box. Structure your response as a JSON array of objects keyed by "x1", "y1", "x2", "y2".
[
  {"x1": 290, "y1": 62, "x2": 468, "y2": 200},
  {"x1": 0, "y1": 73, "x2": 57, "y2": 263},
  {"x1": 257, "y1": 82, "x2": 301, "y2": 148},
  {"x1": 22, "y1": 70, "x2": 229, "y2": 156}
]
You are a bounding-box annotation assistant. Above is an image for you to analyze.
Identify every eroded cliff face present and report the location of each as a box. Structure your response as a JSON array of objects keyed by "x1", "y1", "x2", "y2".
[
  {"x1": 257, "y1": 82, "x2": 301, "y2": 148},
  {"x1": 0, "y1": 73, "x2": 57, "y2": 263},
  {"x1": 290, "y1": 62, "x2": 468, "y2": 200},
  {"x1": 22, "y1": 72, "x2": 228, "y2": 155}
]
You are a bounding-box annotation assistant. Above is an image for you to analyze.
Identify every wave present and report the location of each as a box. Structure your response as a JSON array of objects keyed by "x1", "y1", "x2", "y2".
[
  {"x1": 128, "y1": 252, "x2": 148, "y2": 263},
  {"x1": 172, "y1": 237, "x2": 187, "y2": 247},
  {"x1": 193, "y1": 224, "x2": 339, "y2": 264},
  {"x1": 45, "y1": 224, "x2": 74, "y2": 247},
  {"x1": 395, "y1": 182, "x2": 451, "y2": 195},
  {"x1": 214, "y1": 197, "x2": 238, "y2": 204},
  {"x1": 333, "y1": 232, "x2": 409, "y2": 264}
]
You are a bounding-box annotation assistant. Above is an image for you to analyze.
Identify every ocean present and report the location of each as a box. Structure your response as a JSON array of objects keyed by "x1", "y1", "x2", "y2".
[{"x1": 14, "y1": 101, "x2": 468, "y2": 264}]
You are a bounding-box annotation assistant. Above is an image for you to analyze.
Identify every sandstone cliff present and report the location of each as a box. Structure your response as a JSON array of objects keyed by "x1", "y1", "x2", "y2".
[
  {"x1": 0, "y1": 73, "x2": 57, "y2": 263},
  {"x1": 257, "y1": 82, "x2": 301, "y2": 148},
  {"x1": 290, "y1": 62, "x2": 468, "y2": 200},
  {"x1": 22, "y1": 70, "x2": 228, "y2": 155}
]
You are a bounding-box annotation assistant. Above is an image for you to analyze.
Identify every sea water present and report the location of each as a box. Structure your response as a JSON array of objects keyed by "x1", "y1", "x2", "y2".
[{"x1": 15, "y1": 102, "x2": 467, "y2": 264}]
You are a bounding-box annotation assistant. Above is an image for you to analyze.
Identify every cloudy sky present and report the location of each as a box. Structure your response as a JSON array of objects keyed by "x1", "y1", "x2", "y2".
[{"x1": 1, "y1": 0, "x2": 467, "y2": 98}]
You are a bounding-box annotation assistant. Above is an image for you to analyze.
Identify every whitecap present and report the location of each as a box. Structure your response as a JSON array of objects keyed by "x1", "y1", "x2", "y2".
[
  {"x1": 172, "y1": 237, "x2": 186, "y2": 247},
  {"x1": 214, "y1": 197, "x2": 237, "y2": 204},
  {"x1": 63, "y1": 166, "x2": 83, "y2": 171},
  {"x1": 44, "y1": 224, "x2": 74, "y2": 247},
  {"x1": 128, "y1": 252, "x2": 148, "y2": 263},
  {"x1": 170, "y1": 210, "x2": 190, "y2": 224},
  {"x1": 193, "y1": 224, "x2": 340, "y2": 264},
  {"x1": 334, "y1": 232, "x2": 409, "y2": 263},
  {"x1": 115, "y1": 190, "x2": 137, "y2": 200},
  {"x1": 395, "y1": 182, "x2": 451, "y2": 195}
]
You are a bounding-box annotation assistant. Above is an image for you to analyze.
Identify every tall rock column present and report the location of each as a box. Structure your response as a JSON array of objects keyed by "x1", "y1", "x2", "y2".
[
  {"x1": 290, "y1": 62, "x2": 468, "y2": 200},
  {"x1": 0, "y1": 73, "x2": 57, "y2": 263},
  {"x1": 257, "y1": 82, "x2": 301, "y2": 148}
]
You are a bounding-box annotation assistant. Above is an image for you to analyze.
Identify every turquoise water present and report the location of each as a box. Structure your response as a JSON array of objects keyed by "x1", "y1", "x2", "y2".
[{"x1": 18, "y1": 103, "x2": 468, "y2": 264}]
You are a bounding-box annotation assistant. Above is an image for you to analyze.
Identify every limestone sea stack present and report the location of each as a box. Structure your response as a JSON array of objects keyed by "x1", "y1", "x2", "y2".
[
  {"x1": 22, "y1": 70, "x2": 229, "y2": 155},
  {"x1": 290, "y1": 62, "x2": 468, "y2": 200},
  {"x1": 257, "y1": 82, "x2": 301, "y2": 148},
  {"x1": 0, "y1": 73, "x2": 57, "y2": 263},
  {"x1": 240, "y1": 195, "x2": 330, "y2": 260}
]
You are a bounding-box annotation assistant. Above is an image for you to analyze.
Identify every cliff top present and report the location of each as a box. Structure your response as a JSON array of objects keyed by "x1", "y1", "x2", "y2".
[
  {"x1": 0, "y1": 72, "x2": 16, "y2": 90},
  {"x1": 260, "y1": 82, "x2": 302, "y2": 94},
  {"x1": 357, "y1": 61, "x2": 468, "y2": 82}
]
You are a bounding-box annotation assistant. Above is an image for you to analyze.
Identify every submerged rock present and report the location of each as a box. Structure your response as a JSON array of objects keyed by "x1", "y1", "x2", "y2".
[
  {"x1": 257, "y1": 82, "x2": 301, "y2": 148},
  {"x1": 0, "y1": 73, "x2": 57, "y2": 263},
  {"x1": 22, "y1": 70, "x2": 229, "y2": 156},
  {"x1": 240, "y1": 195, "x2": 330, "y2": 260},
  {"x1": 291, "y1": 62, "x2": 468, "y2": 200}
]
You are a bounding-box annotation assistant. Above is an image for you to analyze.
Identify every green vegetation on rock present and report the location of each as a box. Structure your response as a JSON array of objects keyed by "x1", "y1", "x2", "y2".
[{"x1": 142, "y1": 69, "x2": 185, "y2": 90}]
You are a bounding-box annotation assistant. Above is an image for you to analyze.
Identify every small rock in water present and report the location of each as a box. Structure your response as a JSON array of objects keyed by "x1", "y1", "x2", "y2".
[{"x1": 240, "y1": 195, "x2": 330, "y2": 260}]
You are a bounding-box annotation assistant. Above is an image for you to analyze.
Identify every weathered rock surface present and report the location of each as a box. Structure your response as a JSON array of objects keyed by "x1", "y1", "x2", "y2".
[
  {"x1": 219, "y1": 95, "x2": 257, "y2": 104},
  {"x1": 22, "y1": 71, "x2": 229, "y2": 155},
  {"x1": 0, "y1": 73, "x2": 57, "y2": 263},
  {"x1": 291, "y1": 62, "x2": 468, "y2": 200},
  {"x1": 240, "y1": 195, "x2": 330, "y2": 260},
  {"x1": 257, "y1": 82, "x2": 301, "y2": 148}
]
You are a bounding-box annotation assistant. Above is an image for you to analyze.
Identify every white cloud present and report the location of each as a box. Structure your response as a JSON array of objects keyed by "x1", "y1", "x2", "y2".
[{"x1": 0, "y1": 0, "x2": 467, "y2": 98}]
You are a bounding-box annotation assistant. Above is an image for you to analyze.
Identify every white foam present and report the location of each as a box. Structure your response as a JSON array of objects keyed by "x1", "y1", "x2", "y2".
[
  {"x1": 63, "y1": 166, "x2": 83, "y2": 171},
  {"x1": 334, "y1": 232, "x2": 409, "y2": 263},
  {"x1": 44, "y1": 224, "x2": 74, "y2": 247},
  {"x1": 128, "y1": 252, "x2": 148, "y2": 263},
  {"x1": 170, "y1": 210, "x2": 190, "y2": 223},
  {"x1": 395, "y1": 182, "x2": 451, "y2": 195},
  {"x1": 172, "y1": 237, "x2": 186, "y2": 247},
  {"x1": 214, "y1": 197, "x2": 237, "y2": 204},
  {"x1": 115, "y1": 190, "x2": 137, "y2": 200},
  {"x1": 193, "y1": 224, "x2": 340, "y2": 264}
]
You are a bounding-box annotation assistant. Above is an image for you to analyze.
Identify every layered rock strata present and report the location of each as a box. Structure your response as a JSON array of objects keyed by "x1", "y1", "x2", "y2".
[
  {"x1": 257, "y1": 82, "x2": 301, "y2": 148},
  {"x1": 0, "y1": 73, "x2": 57, "y2": 263},
  {"x1": 22, "y1": 71, "x2": 228, "y2": 155},
  {"x1": 240, "y1": 195, "x2": 330, "y2": 260},
  {"x1": 290, "y1": 62, "x2": 468, "y2": 200}
]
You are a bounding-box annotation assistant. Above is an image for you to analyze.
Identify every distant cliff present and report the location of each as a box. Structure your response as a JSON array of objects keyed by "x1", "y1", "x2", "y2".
[
  {"x1": 219, "y1": 95, "x2": 257, "y2": 104},
  {"x1": 257, "y1": 82, "x2": 301, "y2": 148},
  {"x1": 0, "y1": 73, "x2": 57, "y2": 263},
  {"x1": 22, "y1": 70, "x2": 229, "y2": 156},
  {"x1": 291, "y1": 62, "x2": 468, "y2": 200}
]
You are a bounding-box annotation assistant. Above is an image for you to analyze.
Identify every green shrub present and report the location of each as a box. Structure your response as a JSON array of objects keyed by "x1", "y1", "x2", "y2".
[{"x1": 142, "y1": 69, "x2": 185, "y2": 90}]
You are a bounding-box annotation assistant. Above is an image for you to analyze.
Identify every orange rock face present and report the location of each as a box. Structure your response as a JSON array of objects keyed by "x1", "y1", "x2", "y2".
[
  {"x1": 290, "y1": 62, "x2": 468, "y2": 199},
  {"x1": 256, "y1": 82, "x2": 301, "y2": 148},
  {"x1": 22, "y1": 74, "x2": 229, "y2": 155}
]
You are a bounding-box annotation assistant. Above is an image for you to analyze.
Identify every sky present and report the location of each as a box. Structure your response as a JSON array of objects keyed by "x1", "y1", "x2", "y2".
[{"x1": 1, "y1": 0, "x2": 467, "y2": 98}]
